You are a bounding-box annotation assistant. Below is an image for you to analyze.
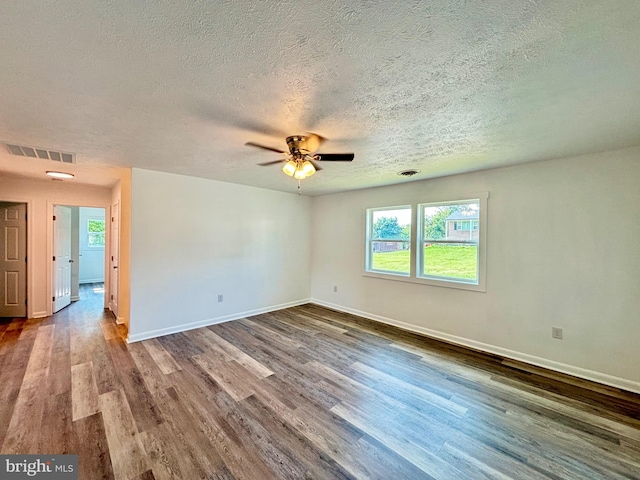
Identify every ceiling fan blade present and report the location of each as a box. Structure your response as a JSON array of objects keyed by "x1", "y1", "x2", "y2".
[
  {"x1": 315, "y1": 153, "x2": 354, "y2": 162},
  {"x1": 245, "y1": 142, "x2": 287, "y2": 154},
  {"x1": 258, "y1": 159, "x2": 286, "y2": 166},
  {"x1": 192, "y1": 102, "x2": 288, "y2": 138}
]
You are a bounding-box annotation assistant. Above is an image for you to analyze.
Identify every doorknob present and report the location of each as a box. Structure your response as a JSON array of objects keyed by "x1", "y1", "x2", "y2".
[
  {"x1": 113, "y1": 266, "x2": 118, "y2": 269},
  {"x1": 69, "y1": 259, "x2": 74, "y2": 263}
]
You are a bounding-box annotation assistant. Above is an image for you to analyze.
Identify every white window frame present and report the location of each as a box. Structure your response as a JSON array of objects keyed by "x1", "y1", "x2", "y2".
[
  {"x1": 86, "y1": 217, "x2": 106, "y2": 249},
  {"x1": 416, "y1": 195, "x2": 487, "y2": 291},
  {"x1": 365, "y1": 205, "x2": 413, "y2": 278},
  {"x1": 363, "y1": 193, "x2": 488, "y2": 292}
]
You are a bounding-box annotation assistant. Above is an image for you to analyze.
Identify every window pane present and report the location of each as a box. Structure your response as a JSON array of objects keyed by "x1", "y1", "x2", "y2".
[
  {"x1": 88, "y1": 219, "x2": 105, "y2": 233},
  {"x1": 368, "y1": 206, "x2": 411, "y2": 275},
  {"x1": 88, "y1": 232, "x2": 105, "y2": 247},
  {"x1": 424, "y1": 201, "x2": 479, "y2": 241},
  {"x1": 423, "y1": 243, "x2": 477, "y2": 280},
  {"x1": 371, "y1": 241, "x2": 410, "y2": 273},
  {"x1": 372, "y1": 209, "x2": 411, "y2": 240}
]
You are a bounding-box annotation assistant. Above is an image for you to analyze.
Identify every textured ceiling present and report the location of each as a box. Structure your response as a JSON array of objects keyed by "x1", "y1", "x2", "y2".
[{"x1": 1, "y1": 1, "x2": 639, "y2": 195}]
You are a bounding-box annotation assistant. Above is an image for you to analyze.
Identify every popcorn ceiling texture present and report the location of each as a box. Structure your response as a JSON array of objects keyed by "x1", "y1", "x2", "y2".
[{"x1": 0, "y1": 1, "x2": 639, "y2": 195}]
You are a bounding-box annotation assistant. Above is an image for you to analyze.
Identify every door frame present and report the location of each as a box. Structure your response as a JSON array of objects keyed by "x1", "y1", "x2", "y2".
[
  {"x1": 109, "y1": 201, "x2": 120, "y2": 321},
  {"x1": 0, "y1": 197, "x2": 32, "y2": 317},
  {"x1": 47, "y1": 202, "x2": 110, "y2": 316}
]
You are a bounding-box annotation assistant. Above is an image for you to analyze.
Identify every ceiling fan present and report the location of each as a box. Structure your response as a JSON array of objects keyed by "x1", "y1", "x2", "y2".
[{"x1": 245, "y1": 134, "x2": 354, "y2": 181}]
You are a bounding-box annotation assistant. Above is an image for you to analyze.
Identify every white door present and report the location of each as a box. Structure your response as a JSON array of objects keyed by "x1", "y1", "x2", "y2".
[
  {"x1": 0, "y1": 202, "x2": 27, "y2": 317},
  {"x1": 109, "y1": 202, "x2": 119, "y2": 318},
  {"x1": 53, "y1": 205, "x2": 72, "y2": 313}
]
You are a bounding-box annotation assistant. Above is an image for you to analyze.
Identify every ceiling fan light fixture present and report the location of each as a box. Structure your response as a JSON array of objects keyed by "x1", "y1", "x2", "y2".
[
  {"x1": 293, "y1": 160, "x2": 316, "y2": 179},
  {"x1": 282, "y1": 160, "x2": 297, "y2": 176},
  {"x1": 249, "y1": 134, "x2": 352, "y2": 186},
  {"x1": 300, "y1": 160, "x2": 316, "y2": 177},
  {"x1": 293, "y1": 167, "x2": 306, "y2": 180}
]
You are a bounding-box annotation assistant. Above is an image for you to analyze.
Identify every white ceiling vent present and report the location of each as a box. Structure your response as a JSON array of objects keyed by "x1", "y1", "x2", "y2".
[{"x1": 5, "y1": 143, "x2": 75, "y2": 164}]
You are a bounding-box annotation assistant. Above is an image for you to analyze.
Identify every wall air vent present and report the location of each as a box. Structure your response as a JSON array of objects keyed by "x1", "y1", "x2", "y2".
[
  {"x1": 397, "y1": 169, "x2": 420, "y2": 177},
  {"x1": 5, "y1": 143, "x2": 76, "y2": 164}
]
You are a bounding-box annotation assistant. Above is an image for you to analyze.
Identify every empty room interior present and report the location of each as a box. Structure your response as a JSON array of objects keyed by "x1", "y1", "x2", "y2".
[{"x1": 1, "y1": 2, "x2": 639, "y2": 479}]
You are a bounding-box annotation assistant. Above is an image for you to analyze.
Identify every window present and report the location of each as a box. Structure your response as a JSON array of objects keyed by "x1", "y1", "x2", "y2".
[
  {"x1": 87, "y1": 219, "x2": 105, "y2": 247},
  {"x1": 419, "y1": 200, "x2": 480, "y2": 284},
  {"x1": 364, "y1": 193, "x2": 487, "y2": 291},
  {"x1": 365, "y1": 206, "x2": 412, "y2": 276}
]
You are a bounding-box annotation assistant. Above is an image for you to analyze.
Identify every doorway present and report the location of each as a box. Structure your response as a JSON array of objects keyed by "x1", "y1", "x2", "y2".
[
  {"x1": 53, "y1": 205, "x2": 106, "y2": 314},
  {"x1": 0, "y1": 202, "x2": 27, "y2": 318}
]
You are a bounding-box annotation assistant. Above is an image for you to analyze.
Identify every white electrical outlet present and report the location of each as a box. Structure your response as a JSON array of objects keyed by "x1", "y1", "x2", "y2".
[
  {"x1": 333, "y1": 285, "x2": 338, "y2": 293},
  {"x1": 218, "y1": 294, "x2": 223, "y2": 302},
  {"x1": 552, "y1": 327, "x2": 563, "y2": 339}
]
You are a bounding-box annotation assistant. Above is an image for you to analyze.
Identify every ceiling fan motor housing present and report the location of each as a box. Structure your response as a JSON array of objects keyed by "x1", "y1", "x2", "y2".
[{"x1": 286, "y1": 135, "x2": 312, "y2": 155}]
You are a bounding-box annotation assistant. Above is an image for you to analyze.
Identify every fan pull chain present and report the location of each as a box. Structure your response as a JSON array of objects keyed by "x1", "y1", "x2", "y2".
[{"x1": 297, "y1": 179, "x2": 301, "y2": 195}]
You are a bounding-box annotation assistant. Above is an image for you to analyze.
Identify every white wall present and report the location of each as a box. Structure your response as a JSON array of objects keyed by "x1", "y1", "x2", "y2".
[
  {"x1": 128, "y1": 168, "x2": 312, "y2": 341},
  {"x1": 310, "y1": 147, "x2": 640, "y2": 391},
  {"x1": 0, "y1": 176, "x2": 112, "y2": 317},
  {"x1": 79, "y1": 207, "x2": 106, "y2": 283}
]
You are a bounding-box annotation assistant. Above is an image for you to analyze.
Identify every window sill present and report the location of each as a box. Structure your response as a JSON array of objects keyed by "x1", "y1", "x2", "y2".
[{"x1": 363, "y1": 270, "x2": 486, "y2": 292}]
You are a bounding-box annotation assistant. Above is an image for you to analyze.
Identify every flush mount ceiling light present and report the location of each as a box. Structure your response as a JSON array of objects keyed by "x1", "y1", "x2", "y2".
[{"x1": 46, "y1": 171, "x2": 74, "y2": 179}]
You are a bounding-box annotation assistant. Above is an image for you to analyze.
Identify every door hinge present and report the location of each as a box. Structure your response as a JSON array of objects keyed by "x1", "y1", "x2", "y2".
[
  {"x1": 53, "y1": 215, "x2": 56, "y2": 221},
  {"x1": 53, "y1": 256, "x2": 56, "y2": 261},
  {"x1": 111, "y1": 217, "x2": 114, "y2": 222},
  {"x1": 52, "y1": 296, "x2": 55, "y2": 302},
  {"x1": 110, "y1": 294, "x2": 114, "y2": 300},
  {"x1": 111, "y1": 255, "x2": 114, "y2": 261},
  {"x1": 25, "y1": 256, "x2": 27, "y2": 263}
]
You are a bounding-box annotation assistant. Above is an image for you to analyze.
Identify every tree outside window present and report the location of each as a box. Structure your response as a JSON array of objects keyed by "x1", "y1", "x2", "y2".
[{"x1": 88, "y1": 219, "x2": 106, "y2": 247}]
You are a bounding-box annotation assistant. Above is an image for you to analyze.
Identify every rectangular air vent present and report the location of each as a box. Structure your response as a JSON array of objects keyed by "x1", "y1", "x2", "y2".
[{"x1": 5, "y1": 143, "x2": 75, "y2": 164}]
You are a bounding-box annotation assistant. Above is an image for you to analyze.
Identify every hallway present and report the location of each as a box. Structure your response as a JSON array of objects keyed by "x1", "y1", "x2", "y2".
[{"x1": 0, "y1": 283, "x2": 125, "y2": 478}]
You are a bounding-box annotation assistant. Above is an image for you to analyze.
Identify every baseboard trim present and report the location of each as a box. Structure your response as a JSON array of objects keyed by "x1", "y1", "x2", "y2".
[
  {"x1": 127, "y1": 298, "x2": 311, "y2": 343},
  {"x1": 79, "y1": 279, "x2": 104, "y2": 284},
  {"x1": 31, "y1": 310, "x2": 48, "y2": 319},
  {"x1": 310, "y1": 298, "x2": 640, "y2": 395},
  {"x1": 71, "y1": 296, "x2": 80, "y2": 302}
]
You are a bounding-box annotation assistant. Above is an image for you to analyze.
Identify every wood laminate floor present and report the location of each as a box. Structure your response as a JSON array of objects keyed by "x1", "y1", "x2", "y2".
[{"x1": 1, "y1": 285, "x2": 639, "y2": 479}]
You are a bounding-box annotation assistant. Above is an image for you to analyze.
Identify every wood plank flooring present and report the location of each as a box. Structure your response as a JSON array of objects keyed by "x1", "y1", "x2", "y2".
[{"x1": 1, "y1": 285, "x2": 639, "y2": 479}]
